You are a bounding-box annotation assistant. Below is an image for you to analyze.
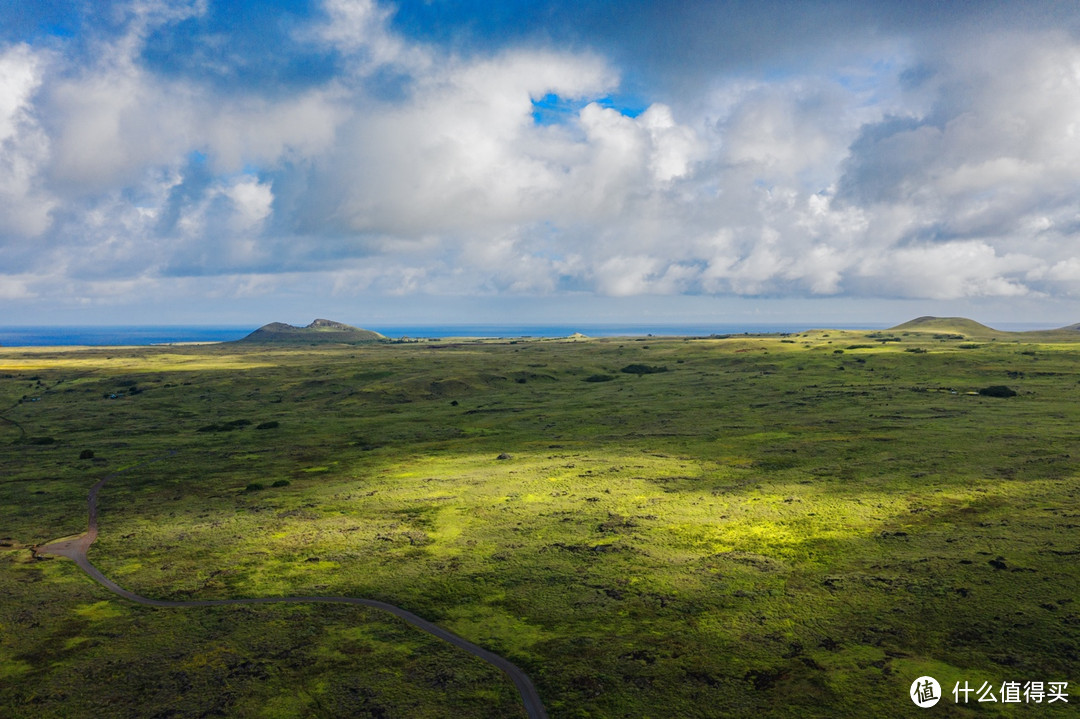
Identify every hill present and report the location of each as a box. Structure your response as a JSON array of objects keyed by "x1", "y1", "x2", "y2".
[
  {"x1": 237, "y1": 319, "x2": 385, "y2": 344},
  {"x1": 890, "y1": 316, "x2": 1080, "y2": 342},
  {"x1": 889, "y1": 316, "x2": 1005, "y2": 338}
]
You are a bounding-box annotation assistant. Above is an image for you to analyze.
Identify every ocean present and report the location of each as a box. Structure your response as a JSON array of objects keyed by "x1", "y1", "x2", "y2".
[
  {"x1": 0, "y1": 323, "x2": 897, "y2": 347},
  {"x1": 1, "y1": 321, "x2": 1065, "y2": 347}
]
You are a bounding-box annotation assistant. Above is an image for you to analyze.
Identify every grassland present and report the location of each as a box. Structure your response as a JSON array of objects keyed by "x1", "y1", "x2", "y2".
[{"x1": 1, "y1": 327, "x2": 1078, "y2": 717}]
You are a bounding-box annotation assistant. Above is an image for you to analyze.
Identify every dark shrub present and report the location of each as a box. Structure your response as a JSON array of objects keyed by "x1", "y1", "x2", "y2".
[
  {"x1": 255, "y1": 421, "x2": 279, "y2": 429},
  {"x1": 79, "y1": 449, "x2": 95, "y2": 459},
  {"x1": 245, "y1": 482, "x2": 265, "y2": 492},
  {"x1": 978, "y1": 385, "x2": 1017, "y2": 398},
  {"x1": 28, "y1": 437, "x2": 56, "y2": 445},
  {"x1": 584, "y1": 374, "x2": 615, "y2": 382},
  {"x1": 904, "y1": 347, "x2": 927, "y2": 353},
  {"x1": 620, "y1": 364, "x2": 668, "y2": 375},
  {"x1": 198, "y1": 419, "x2": 252, "y2": 432},
  {"x1": 271, "y1": 480, "x2": 290, "y2": 488}
]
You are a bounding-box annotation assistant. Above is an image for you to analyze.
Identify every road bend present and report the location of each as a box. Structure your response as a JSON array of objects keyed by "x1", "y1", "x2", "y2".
[{"x1": 37, "y1": 454, "x2": 548, "y2": 719}]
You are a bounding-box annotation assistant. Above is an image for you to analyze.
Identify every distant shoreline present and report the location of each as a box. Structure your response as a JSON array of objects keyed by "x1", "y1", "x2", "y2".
[
  {"x1": 0, "y1": 321, "x2": 1069, "y2": 347},
  {"x1": 1, "y1": 323, "x2": 881, "y2": 347}
]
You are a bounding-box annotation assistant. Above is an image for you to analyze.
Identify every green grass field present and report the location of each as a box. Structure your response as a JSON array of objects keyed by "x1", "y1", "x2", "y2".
[{"x1": 1, "y1": 328, "x2": 1078, "y2": 717}]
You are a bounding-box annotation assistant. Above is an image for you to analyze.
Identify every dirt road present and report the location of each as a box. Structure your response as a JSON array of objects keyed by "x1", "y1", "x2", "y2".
[{"x1": 38, "y1": 455, "x2": 548, "y2": 719}]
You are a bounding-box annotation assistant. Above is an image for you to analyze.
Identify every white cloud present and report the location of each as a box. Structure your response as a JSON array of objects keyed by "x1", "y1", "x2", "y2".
[
  {"x1": 0, "y1": 273, "x2": 36, "y2": 299},
  {"x1": 5, "y1": 0, "x2": 1080, "y2": 319},
  {"x1": 0, "y1": 44, "x2": 56, "y2": 236},
  {"x1": 856, "y1": 241, "x2": 1037, "y2": 299},
  {"x1": 312, "y1": 0, "x2": 430, "y2": 73}
]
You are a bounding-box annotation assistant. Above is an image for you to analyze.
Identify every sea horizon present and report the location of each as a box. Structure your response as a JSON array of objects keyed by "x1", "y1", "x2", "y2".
[{"x1": 0, "y1": 320, "x2": 1065, "y2": 347}]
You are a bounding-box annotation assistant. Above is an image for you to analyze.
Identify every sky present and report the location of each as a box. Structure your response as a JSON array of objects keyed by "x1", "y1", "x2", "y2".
[{"x1": 3, "y1": 0, "x2": 1080, "y2": 327}]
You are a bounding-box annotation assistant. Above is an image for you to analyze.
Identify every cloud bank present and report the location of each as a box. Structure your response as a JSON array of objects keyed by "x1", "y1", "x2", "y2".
[{"x1": 2, "y1": 0, "x2": 1080, "y2": 320}]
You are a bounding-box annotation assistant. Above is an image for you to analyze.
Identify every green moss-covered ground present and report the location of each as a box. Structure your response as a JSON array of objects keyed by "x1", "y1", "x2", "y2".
[{"x1": 1, "y1": 330, "x2": 1077, "y2": 716}]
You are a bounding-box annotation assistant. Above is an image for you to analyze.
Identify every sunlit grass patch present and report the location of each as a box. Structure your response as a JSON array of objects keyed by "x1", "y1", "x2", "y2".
[{"x1": 73, "y1": 600, "x2": 125, "y2": 622}]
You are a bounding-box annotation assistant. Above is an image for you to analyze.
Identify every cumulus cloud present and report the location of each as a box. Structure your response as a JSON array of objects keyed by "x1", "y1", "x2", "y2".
[
  {"x1": 0, "y1": 43, "x2": 55, "y2": 237},
  {"x1": 4, "y1": 0, "x2": 1080, "y2": 319}
]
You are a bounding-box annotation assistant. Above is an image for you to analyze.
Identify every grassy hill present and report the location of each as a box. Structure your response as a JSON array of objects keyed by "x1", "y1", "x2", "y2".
[
  {"x1": 891, "y1": 315, "x2": 1080, "y2": 341},
  {"x1": 889, "y1": 316, "x2": 1003, "y2": 337},
  {"x1": 237, "y1": 318, "x2": 385, "y2": 344}
]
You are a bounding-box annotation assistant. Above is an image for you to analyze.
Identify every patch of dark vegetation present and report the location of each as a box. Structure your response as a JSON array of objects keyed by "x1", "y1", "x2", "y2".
[
  {"x1": 755, "y1": 456, "x2": 799, "y2": 471},
  {"x1": 744, "y1": 667, "x2": 786, "y2": 691},
  {"x1": 198, "y1": 419, "x2": 253, "y2": 432},
  {"x1": 496, "y1": 453, "x2": 512, "y2": 460},
  {"x1": 271, "y1": 479, "x2": 290, "y2": 488},
  {"x1": 933, "y1": 333, "x2": 965, "y2": 340},
  {"x1": 904, "y1": 347, "x2": 927, "y2": 353},
  {"x1": 27, "y1": 436, "x2": 56, "y2": 445},
  {"x1": 255, "y1": 421, "x2": 279, "y2": 429},
  {"x1": 244, "y1": 482, "x2": 265, "y2": 492},
  {"x1": 583, "y1": 374, "x2": 615, "y2": 382},
  {"x1": 620, "y1": 364, "x2": 668, "y2": 375},
  {"x1": 978, "y1": 385, "x2": 1017, "y2": 398},
  {"x1": 79, "y1": 449, "x2": 95, "y2": 459},
  {"x1": 845, "y1": 344, "x2": 873, "y2": 350},
  {"x1": 959, "y1": 343, "x2": 983, "y2": 349}
]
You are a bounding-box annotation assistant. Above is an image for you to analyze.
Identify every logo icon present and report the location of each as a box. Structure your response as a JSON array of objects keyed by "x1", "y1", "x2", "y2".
[{"x1": 911, "y1": 676, "x2": 941, "y2": 708}]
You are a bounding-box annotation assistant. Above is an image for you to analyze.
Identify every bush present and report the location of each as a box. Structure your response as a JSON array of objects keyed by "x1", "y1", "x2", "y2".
[
  {"x1": 28, "y1": 437, "x2": 56, "y2": 445},
  {"x1": 198, "y1": 419, "x2": 253, "y2": 432},
  {"x1": 584, "y1": 374, "x2": 615, "y2": 382},
  {"x1": 904, "y1": 347, "x2": 927, "y2": 353},
  {"x1": 79, "y1": 449, "x2": 95, "y2": 459},
  {"x1": 244, "y1": 482, "x2": 265, "y2": 492},
  {"x1": 978, "y1": 385, "x2": 1017, "y2": 398},
  {"x1": 271, "y1": 479, "x2": 290, "y2": 488},
  {"x1": 620, "y1": 364, "x2": 668, "y2": 375},
  {"x1": 255, "y1": 421, "x2": 279, "y2": 429}
]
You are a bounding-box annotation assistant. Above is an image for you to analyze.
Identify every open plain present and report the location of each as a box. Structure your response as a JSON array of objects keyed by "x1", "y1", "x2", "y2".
[{"x1": 1, "y1": 322, "x2": 1078, "y2": 717}]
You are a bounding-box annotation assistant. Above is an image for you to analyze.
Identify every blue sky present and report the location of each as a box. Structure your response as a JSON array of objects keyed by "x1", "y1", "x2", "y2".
[{"x1": 3, "y1": 0, "x2": 1080, "y2": 327}]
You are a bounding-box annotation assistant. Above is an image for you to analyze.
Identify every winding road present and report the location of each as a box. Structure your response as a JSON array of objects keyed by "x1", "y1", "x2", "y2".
[{"x1": 37, "y1": 455, "x2": 548, "y2": 719}]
